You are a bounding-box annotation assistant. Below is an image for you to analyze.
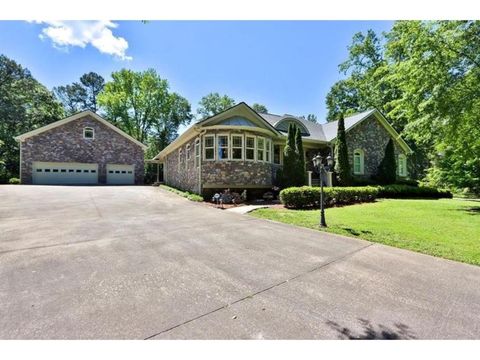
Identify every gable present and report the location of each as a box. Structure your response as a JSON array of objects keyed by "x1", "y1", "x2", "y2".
[
  {"x1": 275, "y1": 118, "x2": 310, "y2": 136},
  {"x1": 15, "y1": 110, "x2": 148, "y2": 150}
]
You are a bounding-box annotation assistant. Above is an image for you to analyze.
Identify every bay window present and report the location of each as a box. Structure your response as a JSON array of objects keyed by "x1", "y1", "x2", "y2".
[
  {"x1": 265, "y1": 139, "x2": 272, "y2": 163},
  {"x1": 257, "y1": 137, "x2": 265, "y2": 161}
]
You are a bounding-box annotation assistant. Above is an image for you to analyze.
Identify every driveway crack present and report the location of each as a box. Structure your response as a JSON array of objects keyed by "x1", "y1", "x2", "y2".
[{"x1": 144, "y1": 242, "x2": 373, "y2": 340}]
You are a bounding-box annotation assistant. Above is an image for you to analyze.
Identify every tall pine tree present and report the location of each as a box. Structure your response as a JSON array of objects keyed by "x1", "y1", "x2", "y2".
[
  {"x1": 334, "y1": 115, "x2": 352, "y2": 186},
  {"x1": 283, "y1": 123, "x2": 298, "y2": 188},
  {"x1": 376, "y1": 138, "x2": 396, "y2": 184},
  {"x1": 295, "y1": 126, "x2": 306, "y2": 185}
]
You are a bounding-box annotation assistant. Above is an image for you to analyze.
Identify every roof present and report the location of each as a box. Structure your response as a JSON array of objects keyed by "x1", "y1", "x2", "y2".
[
  {"x1": 319, "y1": 109, "x2": 376, "y2": 141},
  {"x1": 14, "y1": 110, "x2": 148, "y2": 150}
]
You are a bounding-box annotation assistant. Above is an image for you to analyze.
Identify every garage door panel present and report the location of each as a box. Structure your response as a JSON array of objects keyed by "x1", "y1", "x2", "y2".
[
  {"x1": 107, "y1": 164, "x2": 135, "y2": 185},
  {"x1": 32, "y1": 162, "x2": 98, "y2": 185}
]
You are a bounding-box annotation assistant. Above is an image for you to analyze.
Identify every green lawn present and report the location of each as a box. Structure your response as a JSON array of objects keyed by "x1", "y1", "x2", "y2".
[{"x1": 251, "y1": 199, "x2": 480, "y2": 266}]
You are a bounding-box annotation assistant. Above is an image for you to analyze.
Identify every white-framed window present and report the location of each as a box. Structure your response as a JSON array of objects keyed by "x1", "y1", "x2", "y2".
[
  {"x1": 194, "y1": 139, "x2": 200, "y2": 168},
  {"x1": 245, "y1": 136, "x2": 255, "y2": 161},
  {"x1": 178, "y1": 147, "x2": 183, "y2": 171},
  {"x1": 231, "y1": 134, "x2": 243, "y2": 160},
  {"x1": 257, "y1": 137, "x2": 265, "y2": 162},
  {"x1": 265, "y1": 139, "x2": 272, "y2": 163},
  {"x1": 217, "y1": 134, "x2": 229, "y2": 160},
  {"x1": 353, "y1": 149, "x2": 364, "y2": 175},
  {"x1": 398, "y1": 154, "x2": 407, "y2": 177},
  {"x1": 186, "y1": 144, "x2": 191, "y2": 161},
  {"x1": 83, "y1": 127, "x2": 94, "y2": 139},
  {"x1": 204, "y1": 135, "x2": 215, "y2": 160}
]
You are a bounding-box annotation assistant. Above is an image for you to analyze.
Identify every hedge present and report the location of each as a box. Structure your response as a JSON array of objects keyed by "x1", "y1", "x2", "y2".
[
  {"x1": 8, "y1": 177, "x2": 20, "y2": 184},
  {"x1": 280, "y1": 186, "x2": 378, "y2": 209},
  {"x1": 377, "y1": 184, "x2": 452, "y2": 199},
  {"x1": 160, "y1": 185, "x2": 204, "y2": 202},
  {"x1": 279, "y1": 184, "x2": 452, "y2": 209}
]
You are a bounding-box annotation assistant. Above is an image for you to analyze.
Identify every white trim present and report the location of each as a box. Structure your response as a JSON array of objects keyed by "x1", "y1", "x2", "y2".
[
  {"x1": 353, "y1": 148, "x2": 365, "y2": 175},
  {"x1": 203, "y1": 134, "x2": 215, "y2": 161},
  {"x1": 230, "y1": 133, "x2": 244, "y2": 161},
  {"x1": 245, "y1": 135, "x2": 256, "y2": 161},
  {"x1": 216, "y1": 133, "x2": 230, "y2": 161},
  {"x1": 14, "y1": 110, "x2": 148, "y2": 150},
  {"x1": 194, "y1": 138, "x2": 201, "y2": 168},
  {"x1": 83, "y1": 126, "x2": 95, "y2": 139},
  {"x1": 398, "y1": 153, "x2": 407, "y2": 177},
  {"x1": 256, "y1": 136, "x2": 266, "y2": 162}
]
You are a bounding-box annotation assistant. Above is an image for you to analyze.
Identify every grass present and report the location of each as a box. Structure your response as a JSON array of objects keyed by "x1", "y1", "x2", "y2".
[
  {"x1": 251, "y1": 198, "x2": 480, "y2": 266},
  {"x1": 159, "y1": 185, "x2": 204, "y2": 202}
]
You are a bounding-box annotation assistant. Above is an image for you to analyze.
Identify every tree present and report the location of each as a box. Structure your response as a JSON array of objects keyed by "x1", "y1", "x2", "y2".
[
  {"x1": 197, "y1": 92, "x2": 235, "y2": 118},
  {"x1": 306, "y1": 114, "x2": 317, "y2": 123},
  {"x1": 0, "y1": 55, "x2": 64, "y2": 182},
  {"x1": 98, "y1": 68, "x2": 192, "y2": 148},
  {"x1": 334, "y1": 115, "x2": 351, "y2": 186},
  {"x1": 282, "y1": 123, "x2": 298, "y2": 188},
  {"x1": 376, "y1": 139, "x2": 397, "y2": 184},
  {"x1": 54, "y1": 72, "x2": 105, "y2": 114},
  {"x1": 295, "y1": 126, "x2": 306, "y2": 185},
  {"x1": 79, "y1": 72, "x2": 105, "y2": 112},
  {"x1": 326, "y1": 21, "x2": 480, "y2": 194},
  {"x1": 251, "y1": 103, "x2": 268, "y2": 113}
]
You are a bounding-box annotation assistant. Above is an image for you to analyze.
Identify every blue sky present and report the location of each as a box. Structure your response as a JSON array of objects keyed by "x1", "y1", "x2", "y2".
[{"x1": 0, "y1": 21, "x2": 393, "y2": 126}]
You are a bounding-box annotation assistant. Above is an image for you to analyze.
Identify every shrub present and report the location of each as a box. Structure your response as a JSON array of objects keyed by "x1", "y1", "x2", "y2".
[
  {"x1": 334, "y1": 115, "x2": 352, "y2": 186},
  {"x1": 377, "y1": 184, "x2": 452, "y2": 199},
  {"x1": 160, "y1": 185, "x2": 204, "y2": 202},
  {"x1": 280, "y1": 186, "x2": 378, "y2": 209},
  {"x1": 8, "y1": 177, "x2": 20, "y2": 184},
  {"x1": 375, "y1": 139, "x2": 396, "y2": 184}
]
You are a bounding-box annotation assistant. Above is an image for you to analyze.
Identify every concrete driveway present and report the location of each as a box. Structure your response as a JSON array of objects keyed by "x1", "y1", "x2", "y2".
[{"x1": 1, "y1": 185, "x2": 479, "y2": 339}]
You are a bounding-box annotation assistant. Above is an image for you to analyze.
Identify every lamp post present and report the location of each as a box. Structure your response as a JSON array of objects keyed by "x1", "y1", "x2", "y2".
[{"x1": 312, "y1": 154, "x2": 334, "y2": 228}]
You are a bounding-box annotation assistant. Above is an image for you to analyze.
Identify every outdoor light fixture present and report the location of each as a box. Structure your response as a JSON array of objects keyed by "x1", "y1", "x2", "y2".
[{"x1": 312, "y1": 154, "x2": 332, "y2": 228}]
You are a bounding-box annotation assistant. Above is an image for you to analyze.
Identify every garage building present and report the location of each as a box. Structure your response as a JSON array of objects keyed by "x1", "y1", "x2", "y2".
[{"x1": 15, "y1": 110, "x2": 147, "y2": 185}]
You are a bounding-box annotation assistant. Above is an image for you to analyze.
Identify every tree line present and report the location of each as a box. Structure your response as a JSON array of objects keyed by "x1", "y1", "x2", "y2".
[
  {"x1": 0, "y1": 54, "x2": 270, "y2": 182},
  {"x1": 326, "y1": 20, "x2": 480, "y2": 195}
]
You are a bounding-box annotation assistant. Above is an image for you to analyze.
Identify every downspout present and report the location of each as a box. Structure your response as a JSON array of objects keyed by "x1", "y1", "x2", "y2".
[
  {"x1": 198, "y1": 129, "x2": 207, "y2": 195},
  {"x1": 19, "y1": 140, "x2": 23, "y2": 184}
]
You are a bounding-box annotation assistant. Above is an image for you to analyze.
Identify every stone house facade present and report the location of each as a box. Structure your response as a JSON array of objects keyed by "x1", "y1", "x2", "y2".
[
  {"x1": 15, "y1": 111, "x2": 147, "y2": 185},
  {"x1": 152, "y1": 103, "x2": 413, "y2": 195}
]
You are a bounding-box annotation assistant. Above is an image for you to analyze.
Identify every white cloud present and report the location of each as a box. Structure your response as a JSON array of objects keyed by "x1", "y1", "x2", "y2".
[{"x1": 35, "y1": 21, "x2": 132, "y2": 60}]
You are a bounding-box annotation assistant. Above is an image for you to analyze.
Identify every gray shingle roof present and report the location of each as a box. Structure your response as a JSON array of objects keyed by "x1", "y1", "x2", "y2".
[{"x1": 259, "y1": 109, "x2": 376, "y2": 142}]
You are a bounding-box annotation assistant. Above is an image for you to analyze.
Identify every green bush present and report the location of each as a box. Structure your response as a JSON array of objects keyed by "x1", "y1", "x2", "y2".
[
  {"x1": 160, "y1": 185, "x2": 204, "y2": 202},
  {"x1": 8, "y1": 177, "x2": 20, "y2": 184},
  {"x1": 377, "y1": 184, "x2": 452, "y2": 199},
  {"x1": 280, "y1": 186, "x2": 378, "y2": 209}
]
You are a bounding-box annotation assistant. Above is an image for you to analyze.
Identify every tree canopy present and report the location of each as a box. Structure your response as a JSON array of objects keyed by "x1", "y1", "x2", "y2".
[
  {"x1": 98, "y1": 68, "x2": 192, "y2": 156},
  {"x1": 326, "y1": 21, "x2": 480, "y2": 194},
  {"x1": 251, "y1": 103, "x2": 268, "y2": 113},
  {"x1": 197, "y1": 92, "x2": 236, "y2": 119},
  {"x1": 54, "y1": 72, "x2": 105, "y2": 114},
  {"x1": 0, "y1": 55, "x2": 64, "y2": 182}
]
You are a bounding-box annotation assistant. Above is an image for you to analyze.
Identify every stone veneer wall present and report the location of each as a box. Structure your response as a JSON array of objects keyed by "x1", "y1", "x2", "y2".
[
  {"x1": 345, "y1": 115, "x2": 405, "y2": 179},
  {"x1": 164, "y1": 136, "x2": 200, "y2": 193},
  {"x1": 201, "y1": 161, "x2": 273, "y2": 188},
  {"x1": 20, "y1": 115, "x2": 144, "y2": 184}
]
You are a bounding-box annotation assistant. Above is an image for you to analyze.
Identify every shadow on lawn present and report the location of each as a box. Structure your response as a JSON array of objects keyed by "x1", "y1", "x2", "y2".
[
  {"x1": 457, "y1": 206, "x2": 480, "y2": 215},
  {"x1": 326, "y1": 318, "x2": 417, "y2": 340},
  {"x1": 341, "y1": 227, "x2": 373, "y2": 237}
]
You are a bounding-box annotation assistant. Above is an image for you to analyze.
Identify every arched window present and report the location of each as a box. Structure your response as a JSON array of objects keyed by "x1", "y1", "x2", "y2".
[
  {"x1": 83, "y1": 127, "x2": 94, "y2": 139},
  {"x1": 353, "y1": 149, "x2": 364, "y2": 175},
  {"x1": 398, "y1": 154, "x2": 407, "y2": 177}
]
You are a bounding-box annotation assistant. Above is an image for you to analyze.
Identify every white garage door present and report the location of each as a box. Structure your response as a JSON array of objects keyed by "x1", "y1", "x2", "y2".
[
  {"x1": 32, "y1": 162, "x2": 98, "y2": 185},
  {"x1": 106, "y1": 164, "x2": 135, "y2": 185}
]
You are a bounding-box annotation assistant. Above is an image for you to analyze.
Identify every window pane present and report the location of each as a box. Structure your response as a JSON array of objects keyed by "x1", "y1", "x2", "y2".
[
  {"x1": 205, "y1": 136, "x2": 214, "y2": 147},
  {"x1": 257, "y1": 138, "x2": 264, "y2": 149},
  {"x1": 205, "y1": 148, "x2": 214, "y2": 159},
  {"x1": 246, "y1": 148, "x2": 254, "y2": 160},
  {"x1": 232, "y1": 148, "x2": 242, "y2": 159},
  {"x1": 218, "y1": 148, "x2": 228, "y2": 159},
  {"x1": 246, "y1": 137, "x2": 255, "y2": 148},
  {"x1": 274, "y1": 145, "x2": 280, "y2": 164},
  {"x1": 218, "y1": 136, "x2": 228, "y2": 147},
  {"x1": 232, "y1": 136, "x2": 242, "y2": 147}
]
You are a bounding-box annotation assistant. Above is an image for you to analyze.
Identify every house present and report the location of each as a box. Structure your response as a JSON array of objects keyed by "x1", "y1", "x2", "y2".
[
  {"x1": 15, "y1": 110, "x2": 147, "y2": 185},
  {"x1": 152, "y1": 102, "x2": 412, "y2": 196}
]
